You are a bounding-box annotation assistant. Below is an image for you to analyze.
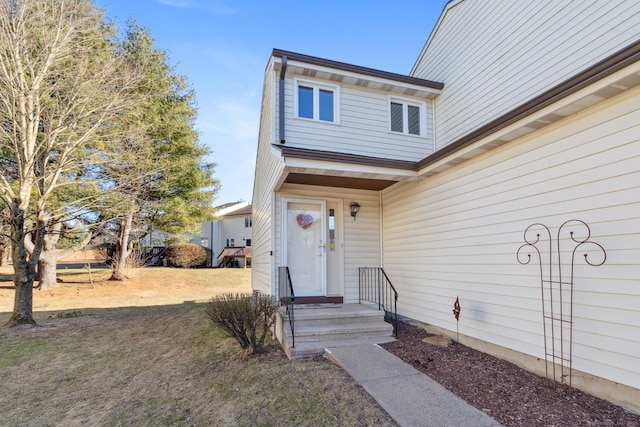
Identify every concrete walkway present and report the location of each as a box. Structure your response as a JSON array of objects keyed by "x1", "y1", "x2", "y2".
[{"x1": 325, "y1": 344, "x2": 504, "y2": 427}]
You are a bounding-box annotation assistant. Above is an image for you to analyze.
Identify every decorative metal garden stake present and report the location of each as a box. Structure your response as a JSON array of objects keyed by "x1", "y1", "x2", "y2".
[
  {"x1": 453, "y1": 296, "x2": 461, "y2": 342},
  {"x1": 517, "y1": 219, "x2": 606, "y2": 388}
]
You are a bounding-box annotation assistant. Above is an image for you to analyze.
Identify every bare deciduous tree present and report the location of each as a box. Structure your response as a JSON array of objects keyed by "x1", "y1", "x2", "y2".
[
  {"x1": 0, "y1": 0, "x2": 141, "y2": 326},
  {"x1": 24, "y1": 218, "x2": 94, "y2": 289},
  {"x1": 0, "y1": 205, "x2": 9, "y2": 266}
]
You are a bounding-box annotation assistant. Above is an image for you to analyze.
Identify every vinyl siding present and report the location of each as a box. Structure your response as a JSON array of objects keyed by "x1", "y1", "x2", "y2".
[
  {"x1": 276, "y1": 184, "x2": 381, "y2": 303},
  {"x1": 381, "y1": 87, "x2": 640, "y2": 390},
  {"x1": 219, "y1": 216, "x2": 252, "y2": 249},
  {"x1": 191, "y1": 216, "x2": 250, "y2": 263},
  {"x1": 252, "y1": 69, "x2": 283, "y2": 294},
  {"x1": 412, "y1": 0, "x2": 640, "y2": 150},
  {"x1": 283, "y1": 76, "x2": 434, "y2": 161}
]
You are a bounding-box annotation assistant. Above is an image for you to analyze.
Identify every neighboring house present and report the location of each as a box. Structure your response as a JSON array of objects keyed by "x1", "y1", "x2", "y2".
[
  {"x1": 190, "y1": 201, "x2": 252, "y2": 267},
  {"x1": 252, "y1": 0, "x2": 640, "y2": 412}
]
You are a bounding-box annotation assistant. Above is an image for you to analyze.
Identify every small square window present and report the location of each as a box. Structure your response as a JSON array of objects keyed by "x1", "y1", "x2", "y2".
[
  {"x1": 295, "y1": 79, "x2": 339, "y2": 123},
  {"x1": 388, "y1": 97, "x2": 425, "y2": 136}
]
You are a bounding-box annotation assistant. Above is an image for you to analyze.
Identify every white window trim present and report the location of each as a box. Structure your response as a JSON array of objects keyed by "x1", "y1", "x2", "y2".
[
  {"x1": 388, "y1": 95, "x2": 427, "y2": 137},
  {"x1": 294, "y1": 78, "x2": 340, "y2": 124}
]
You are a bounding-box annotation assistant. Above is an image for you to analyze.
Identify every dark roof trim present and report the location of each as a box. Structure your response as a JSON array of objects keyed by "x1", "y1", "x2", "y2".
[
  {"x1": 285, "y1": 173, "x2": 397, "y2": 191},
  {"x1": 416, "y1": 38, "x2": 640, "y2": 170},
  {"x1": 275, "y1": 40, "x2": 640, "y2": 177},
  {"x1": 275, "y1": 145, "x2": 417, "y2": 170},
  {"x1": 272, "y1": 48, "x2": 444, "y2": 90}
]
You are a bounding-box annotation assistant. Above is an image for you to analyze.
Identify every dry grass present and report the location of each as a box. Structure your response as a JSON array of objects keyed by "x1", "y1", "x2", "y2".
[
  {"x1": 0, "y1": 265, "x2": 397, "y2": 426},
  {"x1": 0, "y1": 265, "x2": 250, "y2": 313}
]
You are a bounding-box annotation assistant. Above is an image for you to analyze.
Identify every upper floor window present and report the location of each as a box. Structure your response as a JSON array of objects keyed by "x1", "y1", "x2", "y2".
[
  {"x1": 245, "y1": 216, "x2": 252, "y2": 227},
  {"x1": 389, "y1": 97, "x2": 425, "y2": 136},
  {"x1": 295, "y1": 79, "x2": 339, "y2": 123}
]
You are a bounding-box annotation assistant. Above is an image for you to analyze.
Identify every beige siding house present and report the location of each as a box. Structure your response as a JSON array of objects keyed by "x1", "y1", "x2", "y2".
[
  {"x1": 190, "y1": 201, "x2": 252, "y2": 267},
  {"x1": 252, "y1": 0, "x2": 640, "y2": 412},
  {"x1": 252, "y1": 51, "x2": 442, "y2": 299}
]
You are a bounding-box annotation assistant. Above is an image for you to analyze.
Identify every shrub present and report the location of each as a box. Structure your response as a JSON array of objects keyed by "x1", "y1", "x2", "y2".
[
  {"x1": 205, "y1": 292, "x2": 279, "y2": 355},
  {"x1": 165, "y1": 243, "x2": 208, "y2": 268}
]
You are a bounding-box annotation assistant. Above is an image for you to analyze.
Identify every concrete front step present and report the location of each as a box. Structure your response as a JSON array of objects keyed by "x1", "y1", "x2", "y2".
[
  {"x1": 287, "y1": 335, "x2": 396, "y2": 359},
  {"x1": 293, "y1": 304, "x2": 387, "y2": 318},
  {"x1": 292, "y1": 321, "x2": 394, "y2": 344},
  {"x1": 275, "y1": 303, "x2": 396, "y2": 360}
]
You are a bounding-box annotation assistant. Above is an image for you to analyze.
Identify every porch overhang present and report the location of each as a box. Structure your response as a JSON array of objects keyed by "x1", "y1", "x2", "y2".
[{"x1": 271, "y1": 145, "x2": 418, "y2": 191}]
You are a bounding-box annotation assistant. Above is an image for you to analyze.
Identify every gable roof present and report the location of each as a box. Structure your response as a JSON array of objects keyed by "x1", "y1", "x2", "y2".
[
  {"x1": 214, "y1": 201, "x2": 250, "y2": 217},
  {"x1": 224, "y1": 204, "x2": 252, "y2": 217},
  {"x1": 410, "y1": 0, "x2": 460, "y2": 76},
  {"x1": 215, "y1": 201, "x2": 242, "y2": 210}
]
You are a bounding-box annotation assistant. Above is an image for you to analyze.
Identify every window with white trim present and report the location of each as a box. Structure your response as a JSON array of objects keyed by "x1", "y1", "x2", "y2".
[
  {"x1": 389, "y1": 97, "x2": 425, "y2": 136},
  {"x1": 295, "y1": 79, "x2": 339, "y2": 123}
]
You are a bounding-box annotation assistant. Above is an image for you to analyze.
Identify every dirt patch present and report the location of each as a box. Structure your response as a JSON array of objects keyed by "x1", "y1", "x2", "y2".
[{"x1": 381, "y1": 322, "x2": 640, "y2": 427}]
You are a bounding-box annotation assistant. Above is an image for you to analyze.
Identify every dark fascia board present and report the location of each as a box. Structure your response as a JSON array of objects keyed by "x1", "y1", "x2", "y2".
[
  {"x1": 272, "y1": 48, "x2": 444, "y2": 91},
  {"x1": 274, "y1": 39, "x2": 640, "y2": 175},
  {"x1": 274, "y1": 145, "x2": 417, "y2": 170},
  {"x1": 416, "y1": 38, "x2": 640, "y2": 170},
  {"x1": 285, "y1": 173, "x2": 397, "y2": 191}
]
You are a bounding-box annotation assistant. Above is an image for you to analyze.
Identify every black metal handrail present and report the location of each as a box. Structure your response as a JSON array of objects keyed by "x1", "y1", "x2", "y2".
[
  {"x1": 358, "y1": 267, "x2": 399, "y2": 338},
  {"x1": 278, "y1": 266, "x2": 295, "y2": 347}
]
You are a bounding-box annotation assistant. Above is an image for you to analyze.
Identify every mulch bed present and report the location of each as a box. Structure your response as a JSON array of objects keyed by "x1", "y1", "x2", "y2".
[{"x1": 381, "y1": 322, "x2": 640, "y2": 427}]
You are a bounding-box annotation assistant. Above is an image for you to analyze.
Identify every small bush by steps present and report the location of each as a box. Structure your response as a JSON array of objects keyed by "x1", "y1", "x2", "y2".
[{"x1": 205, "y1": 292, "x2": 279, "y2": 355}]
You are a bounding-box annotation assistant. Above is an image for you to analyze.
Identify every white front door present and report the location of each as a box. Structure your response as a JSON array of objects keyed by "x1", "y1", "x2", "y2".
[{"x1": 283, "y1": 198, "x2": 327, "y2": 296}]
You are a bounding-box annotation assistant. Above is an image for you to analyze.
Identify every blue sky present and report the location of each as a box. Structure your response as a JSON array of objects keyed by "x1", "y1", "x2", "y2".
[{"x1": 96, "y1": 0, "x2": 448, "y2": 205}]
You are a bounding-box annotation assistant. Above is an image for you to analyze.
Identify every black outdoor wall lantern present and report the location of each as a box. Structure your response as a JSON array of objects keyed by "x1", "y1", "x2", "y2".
[{"x1": 350, "y1": 202, "x2": 361, "y2": 220}]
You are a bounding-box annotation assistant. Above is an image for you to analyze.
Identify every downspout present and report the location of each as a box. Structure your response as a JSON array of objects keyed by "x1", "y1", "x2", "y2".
[
  {"x1": 271, "y1": 191, "x2": 278, "y2": 295},
  {"x1": 379, "y1": 191, "x2": 384, "y2": 269},
  {"x1": 279, "y1": 55, "x2": 287, "y2": 144},
  {"x1": 276, "y1": 55, "x2": 287, "y2": 294}
]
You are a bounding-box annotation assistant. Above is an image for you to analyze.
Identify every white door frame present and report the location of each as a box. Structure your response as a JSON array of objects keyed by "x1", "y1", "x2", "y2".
[
  {"x1": 281, "y1": 197, "x2": 327, "y2": 296},
  {"x1": 325, "y1": 199, "x2": 344, "y2": 297}
]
